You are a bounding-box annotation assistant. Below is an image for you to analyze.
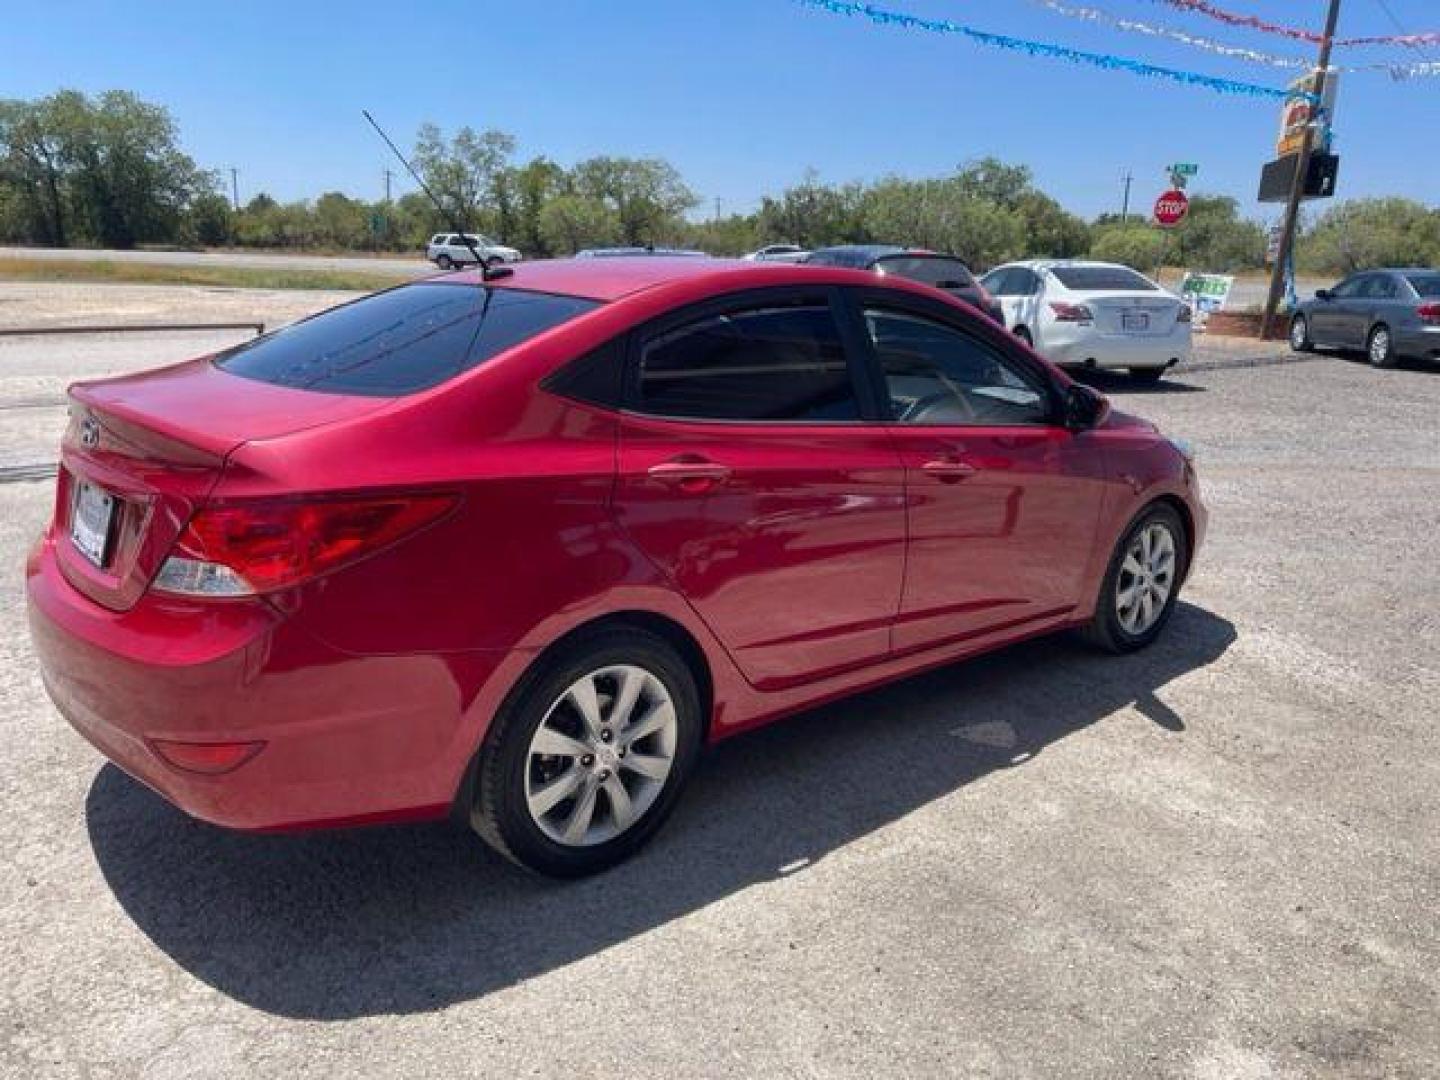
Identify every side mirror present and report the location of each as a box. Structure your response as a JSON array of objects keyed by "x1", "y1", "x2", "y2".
[
  {"x1": 1316, "y1": 289, "x2": 1333, "y2": 301},
  {"x1": 1064, "y1": 383, "x2": 1110, "y2": 431}
]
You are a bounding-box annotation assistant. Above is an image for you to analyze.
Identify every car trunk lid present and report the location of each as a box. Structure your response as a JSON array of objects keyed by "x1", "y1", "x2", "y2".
[
  {"x1": 1079, "y1": 292, "x2": 1184, "y2": 336},
  {"x1": 58, "y1": 358, "x2": 389, "y2": 611}
]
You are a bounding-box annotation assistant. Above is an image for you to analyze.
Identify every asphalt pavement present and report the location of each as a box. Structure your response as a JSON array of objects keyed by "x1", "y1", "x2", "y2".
[{"x1": 1, "y1": 315, "x2": 1436, "y2": 1077}]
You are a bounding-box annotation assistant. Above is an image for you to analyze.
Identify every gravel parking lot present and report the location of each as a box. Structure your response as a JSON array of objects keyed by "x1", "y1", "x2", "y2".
[{"x1": 2, "y1": 288, "x2": 1437, "y2": 1078}]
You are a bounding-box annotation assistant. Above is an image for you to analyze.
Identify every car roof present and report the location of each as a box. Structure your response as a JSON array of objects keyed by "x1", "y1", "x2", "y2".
[{"x1": 439, "y1": 256, "x2": 959, "y2": 303}]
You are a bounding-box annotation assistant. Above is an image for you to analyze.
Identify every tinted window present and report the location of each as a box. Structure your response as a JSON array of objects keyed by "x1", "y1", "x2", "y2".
[
  {"x1": 865, "y1": 308, "x2": 1049, "y2": 426},
  {"x1": 874, "y1": 256, "x2": 975, "y2": 290},
  {"x1": 979, "y1": 268, "x2": 1010, "y2": 295},
  {"x1": 1330, "y1": 276, "x2": 1365, "y2": 299},
  {"x1": 1049, "y1": 266, "x2": 1158, "y2": 292},
  {"x1": 638, "y1": 302, "x2": 858, "y2": 421},
  {"x1": 1013, "y1": 269, "x2": 1042, "y2": 296},
  {"x1": 1365, "y1": 275, "x2": 1399, "y2": 299},
  {"x1": 217, "y1": 284, "x2": 598, "y2": 396},
  {"x1": 1406, "y1": 274, "x2": 1440, "y2": 298}
]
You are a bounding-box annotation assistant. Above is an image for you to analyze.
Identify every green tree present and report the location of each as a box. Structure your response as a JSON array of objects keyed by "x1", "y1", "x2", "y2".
[
  {"x1": 538, "y1": 193, "x2": 621, "y2": 254},
  {"x1": 412, "y1": 123, "x2": 516, "y2": 236},
  {"x1": 1297, "y1": 198, "x2": 1440, "y2": 275},
  {"x1": 570, "y1": 156, "x2": 697, "y2": 246},
  {"x1": 1091, "y1": 225, "x2": 1166, "y2": 271},
  {"x1": 757, "y1": 171, "x2": 865, "y2": 248}
]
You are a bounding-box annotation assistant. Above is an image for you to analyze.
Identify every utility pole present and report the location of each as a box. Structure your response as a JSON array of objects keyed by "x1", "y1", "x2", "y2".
[
  {"x1": 1261, "y1": 0, "x2": 1342, "y2": 339},
  {"x1": 229, "y1": 167, "x2": 240, "y2": 211},
  {"x1": 714, "y1": 196, "x2": 722, "y2": 223},
  {"x1": 1120, "y1": 170, "x2": 1133, "y2": 222},
  {"x1": 383, "y1": 168, "x2": 393, "y2": 204}
]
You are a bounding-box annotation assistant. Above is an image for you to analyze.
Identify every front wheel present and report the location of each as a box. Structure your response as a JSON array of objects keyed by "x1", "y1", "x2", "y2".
[
  {"x1": 469, "y1": 628, "x2": 702, "y2": 877},
  {"x1": 435, "y1": 254, "x2": 454, "y2": 271},
  {"x1": 1289, "y1": 314, "x2": 1314, "y2": 352},
  {"x1": 1368, "y1": 324, "x2": 1397, "y2": 368},
  {"x1": 1080, "y1": 503, "x2": 1188, "y2": 654}
]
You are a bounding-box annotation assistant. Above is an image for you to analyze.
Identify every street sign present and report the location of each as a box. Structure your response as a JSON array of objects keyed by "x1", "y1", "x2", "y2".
[
  {"x1": 1154, "y1": 189, "x2": 1190, "y2": 229},
  {"x1": 1169, "y1": 163, "x2": 1199, "y2": 177}
]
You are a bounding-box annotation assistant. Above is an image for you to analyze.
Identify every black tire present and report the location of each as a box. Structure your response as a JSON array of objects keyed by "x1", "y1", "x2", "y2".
[
  {"x1": 483, "y1": 255, "x2": 501, "y2": 270},
  {"x1": 1014, "y1": 326, "x2": 1033, "y2": 347},
  {"x1": 1128, "y1": 367, "x2": 1166, "y2": 384},
  {"x1": 435, "y1": 254, "x2": 454, "y2": 271},
  {"x1": 1367, "y1": 324, "x2": 1398, "y2": 368},
  {"x1": 1080, "y1": 503, "x2": 1189, "y2": 654},
  {"x1": 469, "y1": 627, "x2": 702, "y2": 877},
  {"x1": 1289, "y1": 314, "x2": 1314, "y2": 353}
]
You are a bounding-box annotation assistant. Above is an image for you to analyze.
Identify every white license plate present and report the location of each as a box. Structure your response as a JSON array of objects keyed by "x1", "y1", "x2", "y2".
[
  {"x1": 1122, "y1": 311, "x2": 1150, "y2": 332},
  {"x1": 70, "y1": 480, "x2": 117, "y2": 568}
]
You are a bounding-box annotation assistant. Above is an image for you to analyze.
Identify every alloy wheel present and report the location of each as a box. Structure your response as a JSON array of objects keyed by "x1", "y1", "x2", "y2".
[
  {"x1": 524, "y1": 664, "x2": 678, "y2": 847},
  {"x1": 1115, "y1": 522, "x2": 1177, "y2": 636},
  {"x1": 1369, "y1": 327, "x2": 1392, "y2": 367},
  {"x1": 1290, "y1": 317, "x2": 1307, "y2": 351}
]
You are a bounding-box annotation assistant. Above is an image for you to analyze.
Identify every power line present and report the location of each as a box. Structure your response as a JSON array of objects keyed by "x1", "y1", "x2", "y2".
[{"x1": 1372, "y1": 0, "x2": 1440, "y2": 62}]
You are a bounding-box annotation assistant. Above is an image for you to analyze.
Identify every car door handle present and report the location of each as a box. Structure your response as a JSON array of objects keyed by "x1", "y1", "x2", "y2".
[
  {"x1": 647, "y1": 458, "x2": 732, "y2": 490},
  {"x1": 920, "y1": 458, "x2": 977, "y2": 483}
]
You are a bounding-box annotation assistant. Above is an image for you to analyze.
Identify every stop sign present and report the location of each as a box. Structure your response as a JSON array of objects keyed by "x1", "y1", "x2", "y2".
[{"x1": 1154, "y1": 189, "x2": 1190, "y2": 229}]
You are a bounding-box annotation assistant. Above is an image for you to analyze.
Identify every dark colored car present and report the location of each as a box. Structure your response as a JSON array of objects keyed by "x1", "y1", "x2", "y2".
[
  {"x1": 1290, "y1": 268, "x2": 1440, "y2": 367},
  {"x1": 28, "y1": 256, "x2": 1205, "y2": 877},
  {"x1": 804, "y1": 245, "x2": 1005, "y2": 325}
]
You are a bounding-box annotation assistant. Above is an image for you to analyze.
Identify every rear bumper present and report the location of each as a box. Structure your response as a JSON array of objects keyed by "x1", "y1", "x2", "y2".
[
  {"x1": 26, "y1": 534, "x2": 502, "y2": 831},
  {"x1": 1395, "y1": 325, "x2": 1440, "y2": 360},
  {"x1": 1045, "y1": 327, "x2": 1193, "y2": 370}
]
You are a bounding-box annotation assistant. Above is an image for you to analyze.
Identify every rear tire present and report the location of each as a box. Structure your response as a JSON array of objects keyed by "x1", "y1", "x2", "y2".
[
  {"x1": 436, "y1": 254, "x2": 454, "y2": 271},
  {"x1": 469, "y1": 628, "x2": 702, "y2": 877},
  {"x1": 1368, "y1": 324, "x2": 1397, "y2": 368},
  {"x1": 1080, "y1": 503, "x2": 1188, "y2": 654},
  {"x1": 1128, "y1": 367, "x2": 1166, "y2": 384},
  {"x1": 1289, "y1": 314, "x2": 1314, "y2": 352}
]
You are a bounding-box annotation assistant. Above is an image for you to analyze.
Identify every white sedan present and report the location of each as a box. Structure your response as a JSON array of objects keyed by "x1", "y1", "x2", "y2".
[{"x1": 979, "y1": 260, "x2": 1192, "y2": 382}]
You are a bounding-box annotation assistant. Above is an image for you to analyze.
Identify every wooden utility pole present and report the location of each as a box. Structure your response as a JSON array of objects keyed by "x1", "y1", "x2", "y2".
[
  {"x1": 1120, "y1": 170, "x2": 1133, "y2": 222},
  {"x1": 1260, "y1": 0, "x2": 1342, "y2": 339},
  {"x1": 229, "y1": 167, "x2": 240, "y2": 211}
]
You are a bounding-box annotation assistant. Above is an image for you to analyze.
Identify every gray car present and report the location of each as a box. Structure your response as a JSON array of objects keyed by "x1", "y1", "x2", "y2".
[{"x1": 1290, "y1": 268, "x2": 1440, "y2": 368}]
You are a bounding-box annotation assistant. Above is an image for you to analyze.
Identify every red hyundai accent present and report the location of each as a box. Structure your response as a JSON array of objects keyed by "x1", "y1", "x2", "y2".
[{"x1": 27, "y1": 258, "x2": 1205, "y2": 876}]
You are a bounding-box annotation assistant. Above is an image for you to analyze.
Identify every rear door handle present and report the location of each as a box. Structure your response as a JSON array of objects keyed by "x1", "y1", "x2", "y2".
[
  {"x1": 647, "y1": 458, "x2": 732, "y2": 490},
  {"x1": 921, "y1": 458, "x2": 977, "y2": 483}
]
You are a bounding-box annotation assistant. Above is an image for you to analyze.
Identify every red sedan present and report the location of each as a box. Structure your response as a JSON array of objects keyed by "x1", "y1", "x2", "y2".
[{"x1": 27, "y1": 257, "x2": 1205, "y2": 876}]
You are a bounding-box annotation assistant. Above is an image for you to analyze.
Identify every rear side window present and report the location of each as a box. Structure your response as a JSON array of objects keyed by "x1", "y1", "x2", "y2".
[
  {"x1": 875, "y1": 256, "x2": 975, "y2": 290},
  {"x1": 216, "y1": 283, "x2": 598, "y2": 396},
  {"x1": 637, "y1": 302, "x2": 859, "y2": 422},
  {"x1": 1407, "y1": 274, "x2": 1440, "y2": 298},
  {"x1": 1050, "y1": 266, "x2": 1157, "y2": 292}
]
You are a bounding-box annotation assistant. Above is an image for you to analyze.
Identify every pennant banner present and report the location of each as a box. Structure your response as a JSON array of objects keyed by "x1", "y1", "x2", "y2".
[
  {"x1": 1035, "y1": 1, "x2": 1440, "y2": 78},
  {"x1": 1145, "y1": 0, "x2": 1440, "y2": 48},
  {"x1": 800, "y1": 0, "x2": 1312, "y2": 100}
]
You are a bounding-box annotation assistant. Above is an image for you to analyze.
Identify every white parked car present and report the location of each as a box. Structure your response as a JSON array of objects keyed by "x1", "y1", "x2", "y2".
[
  {"x1": 742, "y1": 243, "x2": 810, "y2": 263},
  {"x1": 979, "y1": 260, "x2": 1192, "y2": 382},
  {"x1": 425, "y1": 233, "x2": 522, "y2": 270}
]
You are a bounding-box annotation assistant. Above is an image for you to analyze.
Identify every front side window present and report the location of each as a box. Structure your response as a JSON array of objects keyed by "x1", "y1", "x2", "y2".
[
  {"x1": 637, "y1": 302, "x2": 859, "y2": 422},
  {"x1": 1330, "y1": 276, "x2": 1365, "y2": 299},
  {"x1": 865, "y1": 308, "x2": 1050, "y2": 426},
  {"x1": 217, "y1": 283, "x2": 599, "y2": 396}
]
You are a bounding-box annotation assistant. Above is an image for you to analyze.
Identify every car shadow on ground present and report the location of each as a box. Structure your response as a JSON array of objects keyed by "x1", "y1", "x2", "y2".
[
  {"x1": 86, "y1": 602, "x2": 1235, "y2": 1021},
  {"x1": 1072, "y1": 369, "x2": 1206, "y2": 395}
]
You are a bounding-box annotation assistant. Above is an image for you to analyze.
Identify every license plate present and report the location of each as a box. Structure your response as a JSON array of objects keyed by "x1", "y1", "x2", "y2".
[
  {"x1": 70, "y1": 480, "x2": 117, "y2": 568},
  {"x1": 1122, "y1": 311, "x2": 1150, "y2": 332}
]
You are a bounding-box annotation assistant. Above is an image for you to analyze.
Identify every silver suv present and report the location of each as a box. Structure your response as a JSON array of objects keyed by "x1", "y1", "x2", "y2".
[{"x1": 425, "y1": 233, "x2": 522, "y2": 270}]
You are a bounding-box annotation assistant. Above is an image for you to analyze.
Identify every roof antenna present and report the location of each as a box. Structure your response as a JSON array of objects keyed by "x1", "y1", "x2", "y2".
[{"x1": 361, "y1": 109, "x2": 511, "y2": 282}]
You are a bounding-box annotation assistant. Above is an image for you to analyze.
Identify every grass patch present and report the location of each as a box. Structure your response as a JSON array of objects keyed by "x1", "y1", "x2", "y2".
[{"x1": 0, "y1": 256, "x2": 412, "y2": 292}]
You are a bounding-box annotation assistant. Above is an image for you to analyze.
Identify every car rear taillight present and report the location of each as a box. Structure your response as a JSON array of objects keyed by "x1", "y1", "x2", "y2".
[
  {"x1": 1049, "y1": 301, "x2": 1094, "y2": 323},
  {"x1": 1418, "y1": 302, "x2": 1440, "y2": 325},
  {"x1": 154, "y1": 493, "x2": 457, "y2": 597},
  {"x1": 1177, "y1": 304, "x2": 1193, "y2": 323},
  {"x1": 150, "y1": 739, "x2": 265, "y2": 774}
]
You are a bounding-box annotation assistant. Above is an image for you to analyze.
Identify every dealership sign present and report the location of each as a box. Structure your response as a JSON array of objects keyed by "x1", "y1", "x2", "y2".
[
  {"x1": 1179, "y1": 272, "x2": 1235, "y2": 317},
  {"x1": 1153, "y1": 189, "x2": 1190, "y2": 229},
  {"x1": 1277, "y1": 68, "x2": 1339, "y2": 158}
]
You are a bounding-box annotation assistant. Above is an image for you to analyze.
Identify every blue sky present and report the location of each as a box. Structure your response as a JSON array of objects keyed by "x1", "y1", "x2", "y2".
[{"x1": 7, "y1": 0, "x2": 1437, "y2": 225}]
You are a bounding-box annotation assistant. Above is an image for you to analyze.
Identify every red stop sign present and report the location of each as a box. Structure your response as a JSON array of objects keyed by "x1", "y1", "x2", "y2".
[{"x1": 1154, "y1": 189, "x2": 1190, "y2": 229}]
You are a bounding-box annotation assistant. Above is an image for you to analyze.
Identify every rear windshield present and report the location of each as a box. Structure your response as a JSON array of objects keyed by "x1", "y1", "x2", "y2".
[
  {"x1": 1050, "y1": 266, "x2": 1158, "y2": 292},
  {"x1": 216, "y1": 283, "x2": 598, "y2": 396},
  {"x1": 874, "y1": 256, "x2": 975, "y2": 290},
  {"x1": 1406, "y1": 274, "x2": 1440, "y2": 298}
]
